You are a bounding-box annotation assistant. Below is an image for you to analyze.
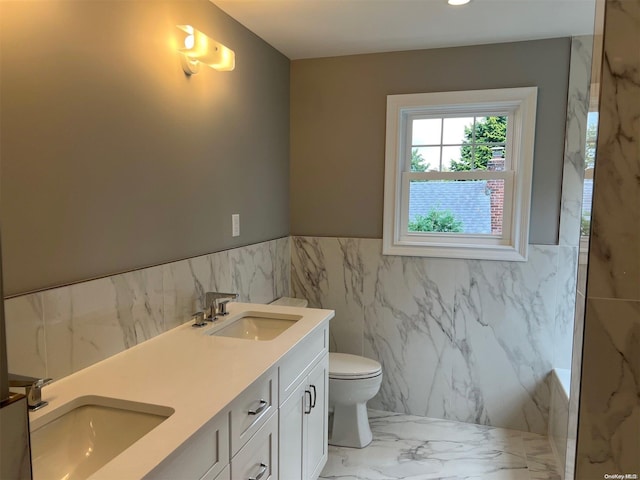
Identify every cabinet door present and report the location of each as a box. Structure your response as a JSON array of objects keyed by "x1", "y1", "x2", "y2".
[
  {"x1": 278, "y1": 380, "x2": 307, "y2": 480},
  {"x1": 305, "y1": 354, "x2": 328, "y2": 480},
  {"x1": 146, "y1": 413, "x2": 229, "y2": 480},
  {"x1": 202, "y1": 464, "x2": 230, "y2": 480}
]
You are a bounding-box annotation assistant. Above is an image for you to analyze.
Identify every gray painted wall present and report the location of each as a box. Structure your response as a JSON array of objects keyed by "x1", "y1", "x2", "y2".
[
  {"x1": 0, "y1": 0, "x2": 290, "y2": 297},
  {"x1": 290, "y1": 38, "x2": 570, "y2": 243}
]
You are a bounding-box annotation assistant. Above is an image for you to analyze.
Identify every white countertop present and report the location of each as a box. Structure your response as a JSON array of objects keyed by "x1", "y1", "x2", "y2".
[{"x1": 29, "y1": 302, "x2": 334, "y2": 479}]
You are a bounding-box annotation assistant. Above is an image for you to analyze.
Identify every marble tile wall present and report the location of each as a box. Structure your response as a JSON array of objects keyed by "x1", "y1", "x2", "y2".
[
  {"x1": 574, "y1": 0, "x2": 640, "y2": 477},
  {"x1": 558, "y1": 36, "x2": 594, "y2": 248},
  {"x1": 4, "y1": 237, "x2": 290, "y2": 380},
  {"x1": 549, "y1": 370, "x2": 570, "y2": 480},
  {"x1": 292, "y1": 236, "x2": 578, "y2": 435},
  {"x1": 547, "y1": 35, "x2": 593, "y2": 477},
  {"x1": 553, "y1": 35, "x2": 593, "y2": 372},
  {"x1": 564, "y1": 289, "x2": 585, "y2": 480}
]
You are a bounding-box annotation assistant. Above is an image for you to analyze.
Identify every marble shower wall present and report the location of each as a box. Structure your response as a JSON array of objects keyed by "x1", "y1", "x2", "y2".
[
  {"x1": 4, "y1": 237, "x2": 290, "y2": 380},
  {"x1": 292, "y1": 236, "x2": 577, "y2": 435},
  {"x1": 574, "y1": 0, "x2": 640, "y2": 477},
  {"x1": 558, "y1": 36, "x2": 593, "y2": 248},
  {"x1": 546, "y1": 35, "x2": 593, "y2": 478},
  {"x1": 553, "y1": 34, "x2": 593, "y2": 377}
]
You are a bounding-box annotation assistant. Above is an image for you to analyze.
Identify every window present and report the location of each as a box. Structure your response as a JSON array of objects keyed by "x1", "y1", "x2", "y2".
[{"x1": 383, "y1": 87, "x2": 537, "y2": 261}]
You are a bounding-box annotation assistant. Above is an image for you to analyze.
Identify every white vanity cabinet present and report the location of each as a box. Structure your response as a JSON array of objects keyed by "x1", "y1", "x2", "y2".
[
  {"x1": 126, "y1": 318, "x2": 331, "y2": 480},
  {"x1": 278, "y1": 325, "x2": 329, "y2": 480},
  {"x1": 32, "y1": 304, "x2": 334, "y2": 480}
]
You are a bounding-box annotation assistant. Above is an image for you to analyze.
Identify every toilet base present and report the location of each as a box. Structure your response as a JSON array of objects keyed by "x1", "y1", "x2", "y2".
[{"x1": 329, "y1": 402, "x2": 372, "y2": 448}]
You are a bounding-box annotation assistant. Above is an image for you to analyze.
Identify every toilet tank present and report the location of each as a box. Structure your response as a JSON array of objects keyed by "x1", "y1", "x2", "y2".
[{"x1": 269, "y1": 297, "x2": 308, "y2": 308}]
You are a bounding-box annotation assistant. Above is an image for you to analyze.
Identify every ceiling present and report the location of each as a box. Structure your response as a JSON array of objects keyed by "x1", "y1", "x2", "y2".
[{"x1": 212, "y1": 0, "x2": 596, "y2": 60}]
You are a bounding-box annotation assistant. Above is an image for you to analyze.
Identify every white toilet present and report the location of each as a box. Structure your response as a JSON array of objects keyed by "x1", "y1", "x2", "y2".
[
  {"x1": 328, "y1": 352, "x2": 382, "y2": 448},
  {"x1": 270, "y1": 297, "x2": 383, "y2": 449}
]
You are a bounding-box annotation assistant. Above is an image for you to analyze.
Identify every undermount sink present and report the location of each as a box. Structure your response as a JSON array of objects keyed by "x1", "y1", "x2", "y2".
[
  {"x1": 31, "y1": 396, "x2": 173, "y2": 480},
  {"x1": 209, "y1": 311, "x2": 301, "y2": 340}
]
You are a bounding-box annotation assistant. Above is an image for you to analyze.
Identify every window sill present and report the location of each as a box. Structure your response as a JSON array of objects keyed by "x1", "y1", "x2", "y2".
[{"x1": 382, "y1": 241, "x2": 528, "y2": 262}]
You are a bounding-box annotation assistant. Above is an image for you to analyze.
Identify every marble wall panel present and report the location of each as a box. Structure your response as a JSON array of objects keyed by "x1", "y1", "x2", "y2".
[
  {"x1": 163, "y1": 250, "x2": 232, "y2": 330},
  {"x1": 558, "y1": 36, "x2": 593, "y2": 248},
  {"x1": 292, "y1": 236, "x2": 373, "y2": 354},
  {"x1": 4, "y1": 237, "x2": 290, "y2": 381},
  {"x1": 292, "y1": 236, "x2": 570, "y2": 434},
  {"x1": 576, "y1": 298, "x2": 640, "y2": 477},
  {"x1": 364, "y1": 254, "x2": 456, "y2": 420},
  {"x1": 273, "y1": 236, "x2": 291, "y2": 301},
  {"x1": 450, "y1": 246, "x2": 558, "y2": 434},
  {"x1": 574, "y1": 2, "x2": 640, "y2": 478},
  {"x1": 43, "y1": 277, "x2": 127, "y2": 380},
  {"x1": 230, "y1": 240, "x2": 277, "y2": 304},
  {"x1": 586, "y1": 0, "x2": 640, "y2": 302},
  {"x1": 42, "y1": 266, "x2": 164, "y2": 380},
  {"x1": 564, "y1": 290, "x2": 585, "y2": 480},
  {"x1": 553, "y1": 246, "x2": 578, "y2": 370},
  {"x1": 549, "y1": 371, "x2": 569, "y2": 480}
]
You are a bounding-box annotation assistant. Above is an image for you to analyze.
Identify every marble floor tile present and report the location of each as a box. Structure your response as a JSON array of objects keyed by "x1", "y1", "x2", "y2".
[{"x1": 320, "y1": 410, "x2": 560, "y2": 480}]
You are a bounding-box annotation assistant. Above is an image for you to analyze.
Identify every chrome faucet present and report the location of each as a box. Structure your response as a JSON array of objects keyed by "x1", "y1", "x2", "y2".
[
  {"x1": 204, "y1": 292, "x2": 239, "y2": 318},
  {"x1": 192, "y1": 292, "x2": 239, "y2": 327},
  {"x1": 8, "y1": 373, "x2": 53, "y2": 411}
]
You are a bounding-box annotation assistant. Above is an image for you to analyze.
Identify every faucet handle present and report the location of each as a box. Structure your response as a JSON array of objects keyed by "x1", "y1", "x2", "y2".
[
  {"x1": 32, "y1": 378, "x2": 53, "y2": 389},
  {"x1": 28, "y1": 378, "x2": 53, "y2": 411},
  {"x1": 191, "y1": 311, "x2": 207, "y2": 327},
  {"x1": 215, "y1": 298, "x2": 232, "y2": 316}
]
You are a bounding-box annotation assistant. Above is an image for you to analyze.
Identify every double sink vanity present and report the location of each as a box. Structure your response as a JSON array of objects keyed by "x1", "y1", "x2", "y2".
[{"x1": 27, "y1": 302, "x2": 334, "y2": 480}]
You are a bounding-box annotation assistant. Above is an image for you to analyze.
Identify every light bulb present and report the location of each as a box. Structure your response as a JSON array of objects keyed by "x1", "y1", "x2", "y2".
[{"x1": 184, "y1": 34, "x2": 195, "y2": 50}]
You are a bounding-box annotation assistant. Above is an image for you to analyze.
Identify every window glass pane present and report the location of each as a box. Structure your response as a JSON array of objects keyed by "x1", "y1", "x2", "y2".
[
  {"x1": 469, "y1": 144, "x2": 506, "y2": 171},
  {"x1": 442, "y1": 145, "x2": 463, "y2": 171},
  {"x1": 473, "y1": 116, "x2": 508, "y2": 144},
  {"x1": 442, "y1": 117, "x2": 473, "y2": 145},
  {"x1": 412, "y1": 118, "x2": 441, "y2": 145},
  {"x1": 408, "y1": 179, "x2": 504, "y2": 235},
  {"x1": 410, "y1": 146, "x2": 439, "y2": 172}
]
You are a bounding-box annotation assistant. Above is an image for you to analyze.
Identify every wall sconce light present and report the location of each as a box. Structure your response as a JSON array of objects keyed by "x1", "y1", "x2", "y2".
[{"x1": 177, "y1": 25, "x2": 235, "y2": 75}]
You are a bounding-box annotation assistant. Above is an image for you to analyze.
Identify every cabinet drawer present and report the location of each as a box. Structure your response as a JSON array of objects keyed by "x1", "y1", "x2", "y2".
[
  {"x1": 279, "y1": 325, "x2": 327, "y2": 404},
  {"x1": 202, "y1": 464, "x2": 229, "y2": 480},
  {"x1": 145, "y1": 412, "x2": 229, "y2": 480},
  {"x1": 230, "y1": 368, "x2": 277, "y2": 455},
  {"x1": 231, "y1": 411, "x2": 278, "y2": 480}
]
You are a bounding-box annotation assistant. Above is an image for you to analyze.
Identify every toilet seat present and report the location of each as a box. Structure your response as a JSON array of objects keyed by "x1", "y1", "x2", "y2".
[{"x1": 329, "y1": 353, "x2": 382, "y2": 380}]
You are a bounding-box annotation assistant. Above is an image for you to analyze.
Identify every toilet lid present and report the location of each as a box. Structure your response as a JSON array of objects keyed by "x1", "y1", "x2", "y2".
[{"x1": 329, "y1": 353, "x2": 382, "y2": 380}]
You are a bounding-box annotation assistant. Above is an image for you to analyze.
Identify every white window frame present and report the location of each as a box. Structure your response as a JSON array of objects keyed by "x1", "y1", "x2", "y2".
[{"x1": 383, "y1": 87, "x2": 537, "y2": 261}]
